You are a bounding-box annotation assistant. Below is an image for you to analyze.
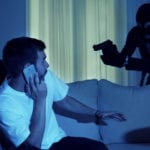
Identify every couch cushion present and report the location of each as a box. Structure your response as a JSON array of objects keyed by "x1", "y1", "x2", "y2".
[
  {"x1": 98, "y1": 79, "x2": 150, "y2": 144},
  {"x1": 68, "y1": 79, "x2": 98, "y2": 108}
]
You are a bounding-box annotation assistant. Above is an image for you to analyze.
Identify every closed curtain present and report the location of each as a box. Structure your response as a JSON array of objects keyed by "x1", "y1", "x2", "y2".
[{"x1": 27, "y1": 0, "x2": 127, "y2": 84}]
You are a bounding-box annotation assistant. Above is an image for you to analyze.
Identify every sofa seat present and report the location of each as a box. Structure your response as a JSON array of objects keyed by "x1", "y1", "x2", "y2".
[{"x1": 107, "y1": 143, "x2": 150, "y2": 150}]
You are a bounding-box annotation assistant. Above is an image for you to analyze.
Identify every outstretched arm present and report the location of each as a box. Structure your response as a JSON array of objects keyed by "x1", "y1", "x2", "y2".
[{"x1": 53, "y1": 95, "x2": 126, "y2": 124}]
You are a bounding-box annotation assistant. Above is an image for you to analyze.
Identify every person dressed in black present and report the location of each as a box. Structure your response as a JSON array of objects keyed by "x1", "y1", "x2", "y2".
[{"x1": 93, "y1": 3, "x2": 150, "y2": 86}]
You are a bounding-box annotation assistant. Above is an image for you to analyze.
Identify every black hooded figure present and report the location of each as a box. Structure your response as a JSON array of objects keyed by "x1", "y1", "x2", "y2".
[{"x1": 93, "y1": 3, "x2": 150, "y2": 86}]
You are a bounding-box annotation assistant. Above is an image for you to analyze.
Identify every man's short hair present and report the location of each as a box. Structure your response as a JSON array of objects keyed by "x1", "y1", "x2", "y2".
[{"x1": 3, "y1": 37, "x2": 46, "y2": 77}]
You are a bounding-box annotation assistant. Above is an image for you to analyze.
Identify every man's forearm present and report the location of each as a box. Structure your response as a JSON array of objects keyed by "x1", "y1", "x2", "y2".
[
  {"x1": 53, "y1": 96, "x2": 96, "y2": 122},
  {"x1": 26, "y1": 99, "x2": 46, "y2": 148},
  {"x1": 54, "y1": 95, "x2": 126, "y2": 125},
  {"x1": 67, "y1": 96, "x2": 96, "y2": 116}
]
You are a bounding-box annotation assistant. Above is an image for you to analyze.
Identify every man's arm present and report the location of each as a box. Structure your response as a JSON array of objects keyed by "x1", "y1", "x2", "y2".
[
  {"x1": 24, "y1": 97, "x2": 46, "y2": 148},
  {"x1": 53, "y1": 95, "x2": 97, "y2": 122},
  {"x1": 21, "y1": 74, "x2": 47, "y2": 148},
  {"x1": 53, "y1": 95, "x2": 126, "y2": 124}
]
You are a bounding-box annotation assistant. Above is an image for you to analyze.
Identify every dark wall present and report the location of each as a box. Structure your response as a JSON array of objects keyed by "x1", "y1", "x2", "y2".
[{"x1": 0, "y1": 0, "x2": 26, "y2": 58}]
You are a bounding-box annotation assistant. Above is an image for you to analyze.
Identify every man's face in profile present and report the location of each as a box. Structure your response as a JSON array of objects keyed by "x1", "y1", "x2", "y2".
[{"x1": 35, "y1": 50, "x2": 49, "y2": 81}]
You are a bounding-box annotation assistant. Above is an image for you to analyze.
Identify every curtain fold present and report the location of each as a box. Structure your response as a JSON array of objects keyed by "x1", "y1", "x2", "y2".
[{"x1": 27, "y1": 0, "x2": 127, "y2": 84}]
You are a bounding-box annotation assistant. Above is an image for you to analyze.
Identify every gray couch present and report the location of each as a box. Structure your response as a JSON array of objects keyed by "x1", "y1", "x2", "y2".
[
  {"x1": 1, "y1": 79, "x2": 150, "y2": 150},
  {"x1": 57, "y1": 79, "x2": 150, "y2": 150}
]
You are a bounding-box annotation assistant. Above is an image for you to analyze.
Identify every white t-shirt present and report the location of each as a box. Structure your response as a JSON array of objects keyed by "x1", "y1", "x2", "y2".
[{"x1": 0, "y1": 70, "x2": 69, "y2": 149}]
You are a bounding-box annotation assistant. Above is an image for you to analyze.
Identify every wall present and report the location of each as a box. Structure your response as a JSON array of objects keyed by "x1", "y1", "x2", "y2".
[{"x1": 0, "y1": 0, "x2": 26, "y2": 58}]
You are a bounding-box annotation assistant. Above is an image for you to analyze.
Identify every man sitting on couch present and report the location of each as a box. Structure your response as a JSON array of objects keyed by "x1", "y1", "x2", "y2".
[{"x1": 0, "y1": 37, "x2": 126, "y2": 150}]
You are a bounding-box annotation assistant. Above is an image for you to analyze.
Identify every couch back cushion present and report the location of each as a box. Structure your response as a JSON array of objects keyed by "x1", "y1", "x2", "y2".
[
  {"x1": 98, "y1": 79, "x2": 150, "y2": 144},
  {"x1": 68, "y1": 79, "x2": 98, "y2": 108}
]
